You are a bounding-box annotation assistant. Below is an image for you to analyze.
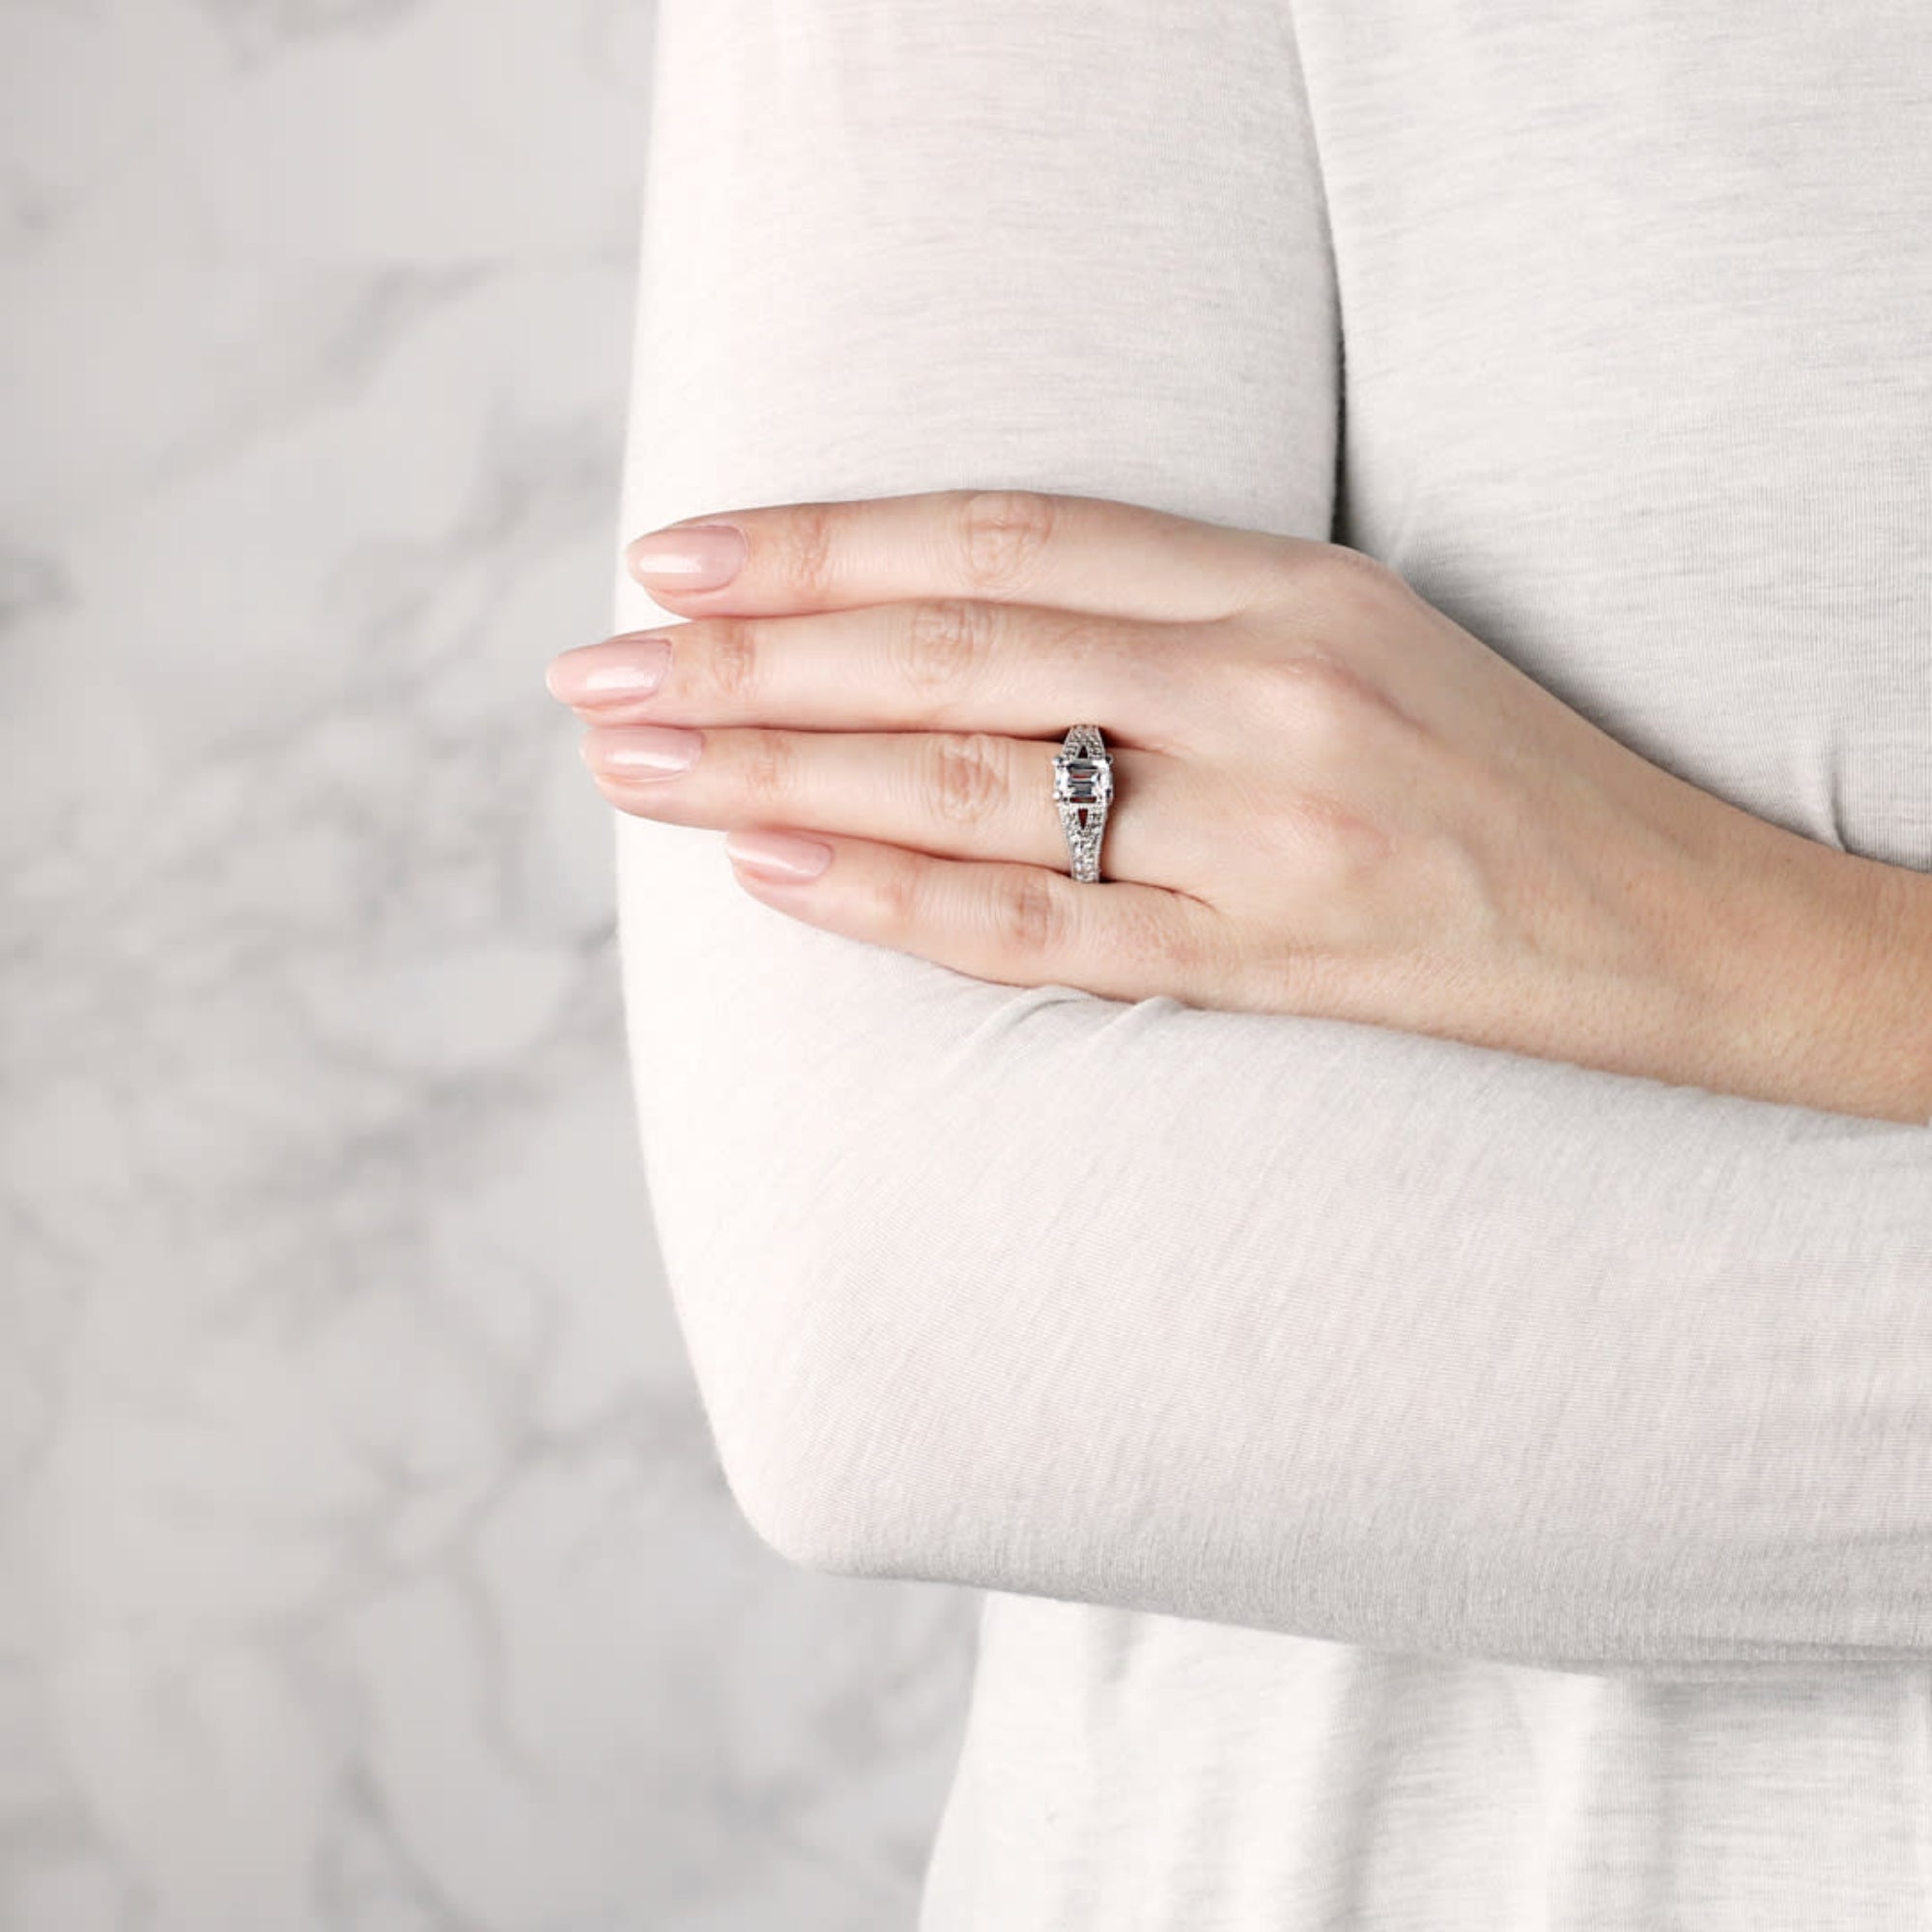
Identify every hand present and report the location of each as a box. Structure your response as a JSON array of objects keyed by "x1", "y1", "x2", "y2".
[{"x1": 546, "y1": 487, "x2": 1905, "y2": 1102}]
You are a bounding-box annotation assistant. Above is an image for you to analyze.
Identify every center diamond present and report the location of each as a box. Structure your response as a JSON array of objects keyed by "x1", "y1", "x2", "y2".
[{"x1": 1053, "y1": 755, "x2": 1113, "y2": 807}]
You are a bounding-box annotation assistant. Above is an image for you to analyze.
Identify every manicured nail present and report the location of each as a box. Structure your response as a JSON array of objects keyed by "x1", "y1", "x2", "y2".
[
  {"x1": 547, "y1": 637, "x2": 672, "y2": 704},
  {"x1": 581, "y1": 725, "x2": 703, "y2": 779},
  {"x1": 724, "y1": 829, "x2": 833, "y2": 880},
  {"x1": 626, "y1": 523, "x2": 746, "y2": 591}
]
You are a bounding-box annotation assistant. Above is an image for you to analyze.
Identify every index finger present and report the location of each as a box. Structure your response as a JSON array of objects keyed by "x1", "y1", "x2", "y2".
[{"x1": 624, "y1": 487, "x2": 1304, "y2": 627}]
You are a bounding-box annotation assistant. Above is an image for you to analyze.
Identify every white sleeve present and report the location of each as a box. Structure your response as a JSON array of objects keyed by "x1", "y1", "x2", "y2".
[{"x1": 610, "y1": 0, "x2": 1932, "y2": 1678}]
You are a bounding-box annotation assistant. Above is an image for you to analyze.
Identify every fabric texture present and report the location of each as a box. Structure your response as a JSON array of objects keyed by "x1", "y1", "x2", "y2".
[{"x1": 608, "y1": 0, "x2": 1932, "y2": 1922}]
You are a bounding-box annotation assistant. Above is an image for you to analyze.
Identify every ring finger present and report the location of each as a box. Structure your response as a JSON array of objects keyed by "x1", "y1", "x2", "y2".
[{"x1": 579, "y1": 722, "x2": 1202, "y2": 886}]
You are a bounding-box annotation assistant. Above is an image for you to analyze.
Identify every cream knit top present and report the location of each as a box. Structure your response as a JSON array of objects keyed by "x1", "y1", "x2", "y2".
[{"x1": 611, "y1": 1, "x2": 1932, "y2": 1922}]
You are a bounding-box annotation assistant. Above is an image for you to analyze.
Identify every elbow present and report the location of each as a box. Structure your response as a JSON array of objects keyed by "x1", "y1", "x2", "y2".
[
  {"x1": 688, "y1": 1254, "x2": 903, "y2": 1579},
  {"x1": 717, "y1": 1433, "x2": 872, "y2": 1577}
]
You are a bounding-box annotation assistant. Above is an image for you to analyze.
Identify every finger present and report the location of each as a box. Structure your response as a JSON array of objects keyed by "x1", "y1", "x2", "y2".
[
  {"x1": 552, "y1": 599, "x2": 1215, "y2": 753},
  {"x1": 719, "y1": 827, "x2": 1231, "y2": 1009},
  {"x1": 624, "y1": 487, "x2": 1310, "y2": 626},
  {"x1": 581, "y1": 723, "x2": 1205, "y2": 890}
]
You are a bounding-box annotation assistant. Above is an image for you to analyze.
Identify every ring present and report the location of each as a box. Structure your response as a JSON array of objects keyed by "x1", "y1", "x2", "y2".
[{"x1": 1052, "y1": 724, "x2": 1113, "y2": 883}]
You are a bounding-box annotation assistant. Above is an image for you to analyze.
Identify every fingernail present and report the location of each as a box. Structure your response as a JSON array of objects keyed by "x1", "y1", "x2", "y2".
[
  {"x1": 581, "y1": 724, "x2": 703, "y2": 778},
  {"x1": 627, "y1": 523, "x2": 746, "y2": 591},
  {"x1": 724, "y1": 829, "x2": 833, "y2": 880},
  {"x1": 547, "y1": 636, "x2": 672, "y2": 704}
]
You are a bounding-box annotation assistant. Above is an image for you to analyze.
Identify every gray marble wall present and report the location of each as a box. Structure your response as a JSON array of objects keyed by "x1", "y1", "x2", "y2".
[{"x1": 1, "y1": 4, "x2": 974, "y2": 1925}]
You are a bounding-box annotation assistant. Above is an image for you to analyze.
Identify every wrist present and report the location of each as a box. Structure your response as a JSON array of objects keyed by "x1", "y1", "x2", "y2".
[{"x1": 1686, "y1": 813, "x2": 1932, "y2": 1124}]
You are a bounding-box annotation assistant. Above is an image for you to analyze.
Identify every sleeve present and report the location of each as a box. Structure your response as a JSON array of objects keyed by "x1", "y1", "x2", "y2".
[{"x1": 608, "y1": 0, "x2": 1932, "y2": 1679}]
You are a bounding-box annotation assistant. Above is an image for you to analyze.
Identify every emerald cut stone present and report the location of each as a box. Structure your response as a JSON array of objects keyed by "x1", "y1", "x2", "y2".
[{"x1": 1054, "y1": 756, "x2": 1112, "y2": 807}]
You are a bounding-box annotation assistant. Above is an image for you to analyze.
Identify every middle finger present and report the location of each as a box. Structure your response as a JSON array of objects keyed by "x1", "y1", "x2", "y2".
[{"x1": 550, "y1": 599, "x2": 1210, "y2": 753}]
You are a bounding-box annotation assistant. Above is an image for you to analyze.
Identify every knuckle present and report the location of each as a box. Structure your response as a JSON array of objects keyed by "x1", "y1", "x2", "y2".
[
  {"x1": 1037, "y1": 602, "x2": 1126, "y2": 673},
  {"x1": 736, "y1": 725, "x2": 799, "y2": 804},
  {"x1": 1217, "y1": 531, "x2": 1310, "y2": 618},
  {"x1": 1264, "y1": 537, "x2": 1403, "y2": 626},
  {"x1": 780, "y1": 500, "x2": 840, "y2": 603},
  {"x1": 896, "y1": 597, "x2": 993, "y2": 700},
  {"x1": 993, "y1": 867, "x2": 1072, "y2": 957},
  {"x1": 955, "y1": 489, "x2": 1057, "y2": 594},
  {"x1": 1249, "y1": 650, "x2": 1377, "y2": 758},
  {"x1": 870, "y1": 853, "x2": 923, "y2": 933},
  {"x1": 1315, "y1": 540, "x2": 1399, "y2": 594},
  {"x1": 1303, "y1": 539, "x2": 1401, "y2": 610},
  {"x1": 1133, "y1": 897, "x2": 1208, "y2": 979},
  {"x1": 702, "y1": 615, "x2": 764, "y2": 704},
  {"x1": 1287, "y1": 787, "x2": 1395, "y2": 892},
  {"x1": 924, "y1": 729, "x2": 1009, "y2": 827},
  {"x1": 1318, "y1": 547, "x2": 1415, "y2": 636}
]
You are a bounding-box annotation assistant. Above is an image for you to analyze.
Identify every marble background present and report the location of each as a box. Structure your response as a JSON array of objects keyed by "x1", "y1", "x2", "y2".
[{"x1": 0, "y1": 2, "x2": 975, "y2": 1925}]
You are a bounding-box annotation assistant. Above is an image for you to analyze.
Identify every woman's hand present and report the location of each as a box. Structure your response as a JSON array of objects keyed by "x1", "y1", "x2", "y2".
[{"x1": 547, "y1": 487, "x2": 1902, "y2": 1100}]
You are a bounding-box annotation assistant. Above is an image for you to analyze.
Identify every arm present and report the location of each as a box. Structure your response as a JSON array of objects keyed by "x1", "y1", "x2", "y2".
[{"x1": 611, "y1": 0, "x2": 1932, "y2": 1676}]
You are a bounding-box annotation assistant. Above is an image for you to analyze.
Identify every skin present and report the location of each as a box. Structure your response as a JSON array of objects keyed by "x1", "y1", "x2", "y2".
[{"x1": 547, "y1": 488, "x2": 1932, "y2": 1124}]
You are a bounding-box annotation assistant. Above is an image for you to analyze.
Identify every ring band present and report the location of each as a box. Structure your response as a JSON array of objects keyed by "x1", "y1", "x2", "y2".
[{"x1": 1052, "y1": 724, "x2": 1113, "y2": 883}]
